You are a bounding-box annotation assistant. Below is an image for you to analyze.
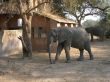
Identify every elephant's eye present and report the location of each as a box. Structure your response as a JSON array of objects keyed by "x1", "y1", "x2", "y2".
[{"x1": 53, "y1": 35, "x2": 56, "y2": 38}]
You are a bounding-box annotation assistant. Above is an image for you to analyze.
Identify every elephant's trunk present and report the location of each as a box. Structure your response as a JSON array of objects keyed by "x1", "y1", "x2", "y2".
[
  {"x1": 47, "y1": 36, "x2": 53, "y2": 64},
  {"x1": 48, "y1": 44, "x2": 52, "y2": 64}
]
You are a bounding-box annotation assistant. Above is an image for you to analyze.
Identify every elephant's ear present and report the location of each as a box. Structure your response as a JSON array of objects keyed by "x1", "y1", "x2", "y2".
[
  {"x1": 52, "y1": 29, "x2": 57, "y2": 37},
  {"x1": 58, "y1": 28, "x2": 71, "y2": 43}
]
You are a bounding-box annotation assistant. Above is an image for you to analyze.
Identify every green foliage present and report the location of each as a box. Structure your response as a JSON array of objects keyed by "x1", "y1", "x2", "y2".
[
  {"x1": 63, "y1": 0, "x2": 97, "y2": 13},
  {"x1": 52, "y1": 0, "x2": 64, "y2": 16},
  {"x1": 107, "y1": 14, "x2": 110, "y2": 20}
]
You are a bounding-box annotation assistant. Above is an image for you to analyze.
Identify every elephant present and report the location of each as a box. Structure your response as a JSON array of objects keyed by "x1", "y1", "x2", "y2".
[
  {"x1": 85, "y1": 27, "x2": 105, "y2": 41},
  {"x1": 47, "y1": 27, "x2": 94, "y2": 64},
  {"x1": 105, "y1": 29, "x2": 110, "y2": 38}
]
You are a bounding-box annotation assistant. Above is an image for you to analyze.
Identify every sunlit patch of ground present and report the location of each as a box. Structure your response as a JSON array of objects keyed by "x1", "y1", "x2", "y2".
[{"x1": 0, "y1": 39, "x2": 110, "y2": 82}]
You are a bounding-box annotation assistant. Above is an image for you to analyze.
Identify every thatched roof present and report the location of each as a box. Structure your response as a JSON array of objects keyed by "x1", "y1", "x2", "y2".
[
  {"x1": 0, "y1": 1, "x2": 27, "y2": 14},
  {"x1": 39, "y1": 13, "x2": 76, "y2": 24},
  {"x1": 0, "y1": 0, "x2": 43, "y2": 14},
  {"x1": 0, "y1": 2, "x2": 19, "y2": 14},
  {"x1": 0, "y1": 1, "x2": 76, "y2": 24}
]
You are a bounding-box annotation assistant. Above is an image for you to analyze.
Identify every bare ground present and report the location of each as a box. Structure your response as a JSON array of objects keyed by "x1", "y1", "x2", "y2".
[{"x1": 0, "y1": 39, "x2": 110, "y2": 82}]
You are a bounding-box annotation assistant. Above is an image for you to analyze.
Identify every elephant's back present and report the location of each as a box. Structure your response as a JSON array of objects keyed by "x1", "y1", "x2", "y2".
[
  {"x1": 71, "y1": 27, "x2": 90, "y2": 48},
  {"x1": 72, "y1": 27, "x2": 89, "y2": 39},
  {"x1": 85, "y1": 27, "x2": 105, "y2": 36}
]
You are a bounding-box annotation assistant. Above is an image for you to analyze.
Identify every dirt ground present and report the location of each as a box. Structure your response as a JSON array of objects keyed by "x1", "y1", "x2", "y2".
[{"x1": 0, "y1": 39, "x2": 110, "y2": 82}]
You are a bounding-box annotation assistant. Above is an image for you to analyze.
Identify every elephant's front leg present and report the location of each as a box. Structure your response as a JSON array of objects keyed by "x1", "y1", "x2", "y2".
[
  {"x1": 64, "y1": 44, "x2": 71, "y2": 63},
  {"x1": 91, "y1": 33, "x2": 94, "y2": 41},
  {"x1": 54, "y1": 44, "x2": 63, "y2": 63}
]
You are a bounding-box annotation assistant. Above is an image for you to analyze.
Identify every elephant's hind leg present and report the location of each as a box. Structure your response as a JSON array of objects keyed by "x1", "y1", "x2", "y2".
[
  {"x1": 77, "y1": 49, "x2": 84, "y2": 61},
  {"x1": 64, "y1": 46, "x2": 71, "y2": 63},
  {"x1": 85, "y1": 42, "x2": 94, "y2": 60},
  {"x1": 87, "y1": 49, "x2": 94, "y2": 60}
]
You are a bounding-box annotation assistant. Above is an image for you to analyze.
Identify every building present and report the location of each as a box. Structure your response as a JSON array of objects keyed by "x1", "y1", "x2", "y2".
[
  {"x1": 0, "y1": 0, "x2": 76, "y2": 55},
  {"x1": 31, "y1": 13, "x2": 76, "y2": 51}
]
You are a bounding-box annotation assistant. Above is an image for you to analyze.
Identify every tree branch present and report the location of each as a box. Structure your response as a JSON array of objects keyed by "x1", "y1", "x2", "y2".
[
  {"x1": 18, "y1": 36, "x2": 28, "y2": 52},
  {"x1": 87, "y1": 0, "x2": 110, "y2": 11},
  {"x1": 16, "y1": 0, "x2": 24, "y2": 15},
  {"x1": 26, "y1": 2, "x2": 50, "y2": 14}
]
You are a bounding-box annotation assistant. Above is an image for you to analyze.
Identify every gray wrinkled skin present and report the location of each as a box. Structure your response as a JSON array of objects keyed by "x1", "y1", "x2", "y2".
[
  {"x1": 48, "y1": 27, "x2": 94, "y2": 64},
  {"x1": 85, "y1": 27, "x2": 105, "y2": 41}
]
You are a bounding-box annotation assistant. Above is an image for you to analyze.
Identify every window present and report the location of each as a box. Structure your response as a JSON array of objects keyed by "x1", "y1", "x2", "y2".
[
  {"x1": 57, "y1": 23, "x2": 61, "y2": 27},
  {"x1": 17, "y1": 18, "x2": 22, "y2": 27},
  {"x1": 65, "y1": 24, "x2": 68, "y2": 27},
  {"x1": 32, "y1": 27, "x2": 46, "y2": 38},
  {"x1": 71, "y1": 24, "x2": 74, "y2": 27}
]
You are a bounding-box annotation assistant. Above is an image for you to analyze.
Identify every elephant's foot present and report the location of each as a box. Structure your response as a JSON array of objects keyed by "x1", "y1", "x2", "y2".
[
  {"x1": 90, "y1": 56, "x2": 94, "y2": 60},
  {"x1": 50, "y1": 60, "x2": 56, "y2": 64},
  {"x1": 65, "y1": 59, "x2": 71, "y2": 63},
  {"x1": 50, "y1": 61, "x2": 53, "y2": 64},
  {"x1": 77, "y1": 57, "x2": 84, "y2": 61},
  {"x1": 50, "y1": 59, "x2": 59, "y2": 64},
  {"x1": 21, "y1": 56, "x2": 32, "y2": 60}
]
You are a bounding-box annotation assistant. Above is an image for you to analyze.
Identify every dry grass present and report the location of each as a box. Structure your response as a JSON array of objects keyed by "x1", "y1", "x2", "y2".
[{"x1": 0, "y1": 39, "x2": 110, "y2": 82}]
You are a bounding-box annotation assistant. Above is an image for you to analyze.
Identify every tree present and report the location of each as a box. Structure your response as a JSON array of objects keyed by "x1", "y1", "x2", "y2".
[
  {"x1": 16, "y1": 0, "x2": 50, "y2": 58},
  {"x1": 82, "y1": 19, "x2": 100, "y2": 28},
  {"x1": 63, "y1": 0, "x2": 110, "y2": 26},
  {"x1": 52, "y1": 0, "x2": 64, "y2": 16},
  {"x1": 17, "y1": 1, "x2": 32, "y2": 58}
]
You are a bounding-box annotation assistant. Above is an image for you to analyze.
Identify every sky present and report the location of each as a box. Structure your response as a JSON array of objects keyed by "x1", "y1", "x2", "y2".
[
  {"x1": 84, "y1": 15, "x2": 100, "y2": 21},
  {"x1": 65, "y1": 13, "x2": 100, "y2": 22}
]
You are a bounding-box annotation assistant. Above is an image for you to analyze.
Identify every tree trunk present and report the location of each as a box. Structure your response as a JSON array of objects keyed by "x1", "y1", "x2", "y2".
[
  {"x1": 17, "y1": 0, "x2": 50, "y2": 58},
  {"x1": 22, "y1": 15, "x2": 32, "y2": 58},
  {"x1": 16, "y1": 0, "x2": 33, "y2": 58},
  {"x1": 77, "y1": 19, "x2": 82, "y2": 27}
]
